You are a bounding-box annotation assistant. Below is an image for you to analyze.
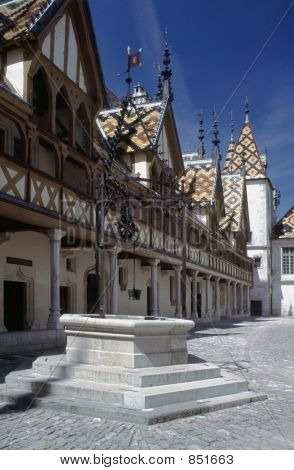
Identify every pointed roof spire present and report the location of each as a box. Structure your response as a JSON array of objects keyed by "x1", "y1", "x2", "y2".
[
  {"x1": 230, "y1": 110, "x2": 234, "y2": 143},
  {"x1": 223, "y1": 110, "x2": 236, "y2": 173},
  {"x1": 155, "y1": 64, "x2": 163, "y2": 100},
  {"x1": 212, "y1": 109, "x2": 221, "y2": 162},
  {"x1": 161, "y1": 28, "x2": 173, "y2": 102},
  {"x1": 245, "y1": 96, "x2": 250, "y2": 123},
  {"x1": 197, "y1": 110, "x2": 205, "y2": 159}
]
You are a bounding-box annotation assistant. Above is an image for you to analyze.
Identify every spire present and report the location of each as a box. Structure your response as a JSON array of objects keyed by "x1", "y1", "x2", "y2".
[
  {"x1": 197, "y1": 110, "x2": 205, "y2": 158},
  {"x1": 245, "y1": 96, "x2": 250, "y2": 123},
  {"x1": 230, "y1": 110, "x2": 234, "y2": 143},
  {"x1": 155, "y1": 64, "x2": 163, "y2": 100},
  {"x1": 212, "y1": 109, "x2": 221, "y2": 162},
  {"x1": 161, "y1": 28, "x2": 173, "y2": 102},
  {"x1": 224, "y1": 110, "x2": 235, "y2": 173}
]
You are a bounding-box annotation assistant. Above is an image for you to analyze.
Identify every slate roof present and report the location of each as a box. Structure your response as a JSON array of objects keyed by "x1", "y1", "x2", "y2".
[
  {"x1": 273, "y1": 206, "x2": 294, "y2": 239},
  {"x1": 180, "y1": 160, "x2": 218, "y2": 206},
  {"x1": 220, "y1": 173, "x2": 245, "y2": 232},
  {"x1": 98, "y1": 99, "x2": 168, "y2": 153},
  {"x1": 0, "y1": 0, "x2": 64, "y2": 42},
  {"x1": 223, "y1": 123, "x2": 266, "y2": 179}
]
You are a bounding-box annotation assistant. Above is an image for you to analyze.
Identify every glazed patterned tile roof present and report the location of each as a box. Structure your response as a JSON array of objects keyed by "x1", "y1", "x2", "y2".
[
  {"x1": 223, "y1": 123, "x2": 266, "y2": 179},
  {"x1": 273, "y1": 206, "x2": 294, "y2": 239},
  {"x1": 0, "y1": 0, "x2": 62, "y2": 42},
  {"x1": 98, "y1": 100, "x2": 167, "y2": 153},
  {"x1": 220, "y1": 173, "x2": 245, "y2": 232},
  {"x1": 180, "y1": 160, "x2": 217, "y2": 206}
]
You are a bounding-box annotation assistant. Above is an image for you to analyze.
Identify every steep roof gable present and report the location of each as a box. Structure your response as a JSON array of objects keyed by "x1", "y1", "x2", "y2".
[
  {"x1": 98, "y1": 99, "x2": 167, "y2": 153},
  {"x1": 0, "y1": 0, "x2": 65, "y2": 42},
  {"x1": 273, "y1": 206, "x2": 294, "y2": 239},
  {"x1": 0, "y1": 0, "x2": 107, "y2": 105},
  {"x1": 223, "y1": 123, "x2": 266, "y2": 179},
  {"x1": 180, "y1": 160, "x2": 218, "y2": 206},
  {"x1": 221, "y1": 173, "x2": 245, "y2": 232}
]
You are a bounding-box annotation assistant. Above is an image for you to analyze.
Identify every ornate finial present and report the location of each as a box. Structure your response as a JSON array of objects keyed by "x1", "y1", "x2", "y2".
[
  {"x1": 197, "y1": 110, "x2": 205, "y2": 159},
  {"x1": 230, "y1": 110, "x2": 234, "y2": 143},
  {"x1": 212, "y1": 109, "x2": 221, "y2": 161},
  {"x1": 155, "y1": 64, "x2": 163, "y2": 100},
  {"x1": 245, "y1": 96, "x2": 250, "y2": 123},
  {"x1": 161, "y1": 28, "x2": 173, "y2": 102}
]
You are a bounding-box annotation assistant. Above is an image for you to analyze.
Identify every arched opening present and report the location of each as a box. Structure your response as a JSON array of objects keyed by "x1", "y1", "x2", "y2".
[
  {"x1": 75, "y1": 103, "x2": 90, "y2": 156},
  {"x1": 0, "y1": 114, "x2": 25, "y2": 161},
  {"x1": 63, "y1": 156, "x2": 88, "y2": 193},
  {"x1": 56, "y1": 87, "x2": 71, "y2": 143},
  {"x1": 32, "y1": 68, "x2": 50, "y2": 130},
  {"x1": 36, "y1": 138, "x2": 58, "y2": 177}
]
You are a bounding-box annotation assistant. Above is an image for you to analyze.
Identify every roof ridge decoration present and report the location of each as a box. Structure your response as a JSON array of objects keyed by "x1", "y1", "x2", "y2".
[
  {"x1": 211, "y1": 109, "x2": 221, "y2": 164},
  {"x1": 273, "y1": 205, "x2": 294, "y2": 239},
  {"x1": 223, "y1": 111, "x2": 235, "y2": 173},
  {"x1": 197, "y1": 110, "x2": 205, "y2": 159},
  {"x1": 161, "y1": 28, "x2": 173, "y2": 102},
  {"x1": 223, "y1": 105, "x2": 266, "y2": 179}
]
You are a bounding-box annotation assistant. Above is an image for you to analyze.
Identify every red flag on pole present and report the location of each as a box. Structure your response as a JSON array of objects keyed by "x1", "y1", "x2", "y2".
[{"x1": 128, "y1": 50, "x2": 142, "y2": 69}]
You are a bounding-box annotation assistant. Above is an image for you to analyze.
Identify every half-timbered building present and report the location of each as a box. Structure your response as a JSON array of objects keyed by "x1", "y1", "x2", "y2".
[{"x1": 0, "y1": 0, "x2": 254, "y2": 355}]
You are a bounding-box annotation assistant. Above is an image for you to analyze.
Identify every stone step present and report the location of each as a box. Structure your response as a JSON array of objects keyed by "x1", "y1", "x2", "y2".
[
  {"x1": 32, "y1": 356, "x2": 221, "y2": 387},
  {"x1": 124, "y1": 374, "x2": 249, "y2": 409},
  {"x1": 5, "y1": 368, "x2": 248, "y2": 409},
  {"x1": 0, "y1": 387, "x2": 266, "y2": 425}
]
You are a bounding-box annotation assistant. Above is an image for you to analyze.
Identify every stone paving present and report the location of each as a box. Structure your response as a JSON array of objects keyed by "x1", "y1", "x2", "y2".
[{"x1": 0, "y1": 316, "x2": 294, "y2": 450}]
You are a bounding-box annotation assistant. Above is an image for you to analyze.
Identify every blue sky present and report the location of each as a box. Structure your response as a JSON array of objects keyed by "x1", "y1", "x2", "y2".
[{"x1": 89, "y1": 0, "x2": 294, "y2": 218}]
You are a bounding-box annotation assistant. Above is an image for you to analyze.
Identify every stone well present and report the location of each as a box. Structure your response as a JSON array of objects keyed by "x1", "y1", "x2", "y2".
[
  {"x1": 60, "y1": 314, "x2": 194, "y2": 368},
  {"x1": 3, "y1": 314, "x2": 266, "y2": 424}
]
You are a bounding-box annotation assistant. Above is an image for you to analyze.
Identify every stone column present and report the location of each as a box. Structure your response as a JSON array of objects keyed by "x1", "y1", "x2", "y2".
[
  {"x1": 215, "y1": 277, "x2": 221, "y2": 320},
  {"x1": 226, "y1": 281, "x2": 232, "y2": 318},
  {"x1": 240, "y1": 283, "x2": 244, "y2": 315},
  {"x1": 191, "y1": 271, "x2": 199, "y2": 320},
  {"x1": 246, "y1": 285, "x2": 251, "y2": 315},
  {"x1": 205, "y1": 275, "x2": 212, "y2": 319},
  {"x1": 174, "y1": 265, "x2": 182, "y2": 318},
  {"x1": 0, "y1": 234, "x2": 10, "y2": 332},
  {"x1": 46, "y1": 229, "x2": 66, "y2": 330},
  {"x1": 149, "y1": 259, "x2": 160, "y2": 316},
  {"x1": 232, "y1": 281, "x2": 237, "y2": 316},
  {"x1": 109, "y1": 246, "x2": 121, "y2": 315}
]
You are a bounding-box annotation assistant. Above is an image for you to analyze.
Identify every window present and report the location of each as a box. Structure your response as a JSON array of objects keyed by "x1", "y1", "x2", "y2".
[
  {"x1": 254, "y1": 257, "x2": 261, "y2": 268},
  {"x1": 13, "y1": 137, "x2": 24, "y2": 160},
  {"x1": 282, "y1": 247, "x2": 294, "y2": 274}
]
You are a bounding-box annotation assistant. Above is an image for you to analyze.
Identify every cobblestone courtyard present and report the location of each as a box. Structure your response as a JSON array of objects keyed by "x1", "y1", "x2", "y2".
[{"x1": 0, "y1": 317, "x2": 293, "y2": 450}]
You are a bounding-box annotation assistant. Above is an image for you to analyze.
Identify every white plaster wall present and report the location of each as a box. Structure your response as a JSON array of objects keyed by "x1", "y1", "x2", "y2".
[
  {"x1": 54, "y1": 15, "x2": 66, "y2": 71},
  {"x1": 246, "y1": 179, "x2": 273, "y2": 315},
  {"x1": 272, "y1": 239, "x2": 294, "y2": 316},
  {"x1": 67, "y1": 18, "x2": 78, "y2": 83},
  {"x1": 0, "y1": 232, "x2": 50, "y2": 330},
  {"x1": 6, "y1": 49, "x2": 24, "y2": 97},
  {"x1": 134, "y1": 152, "x2": 148, "y2": 184},
  {"x1": 246, "y1": 180, "x2": 268, "y2": 246},
  {"x1": 247, "y1": 246, "x2": 271, "y2": 314},
  {"x1": 157, "y1": 126, "x2": 173, "y2": 169}
]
